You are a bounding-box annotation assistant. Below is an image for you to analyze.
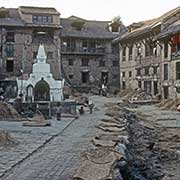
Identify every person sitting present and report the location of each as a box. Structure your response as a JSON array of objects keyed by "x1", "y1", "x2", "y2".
[{"x1": 79, "y1": 106, "x2": 84, "y2": 115}]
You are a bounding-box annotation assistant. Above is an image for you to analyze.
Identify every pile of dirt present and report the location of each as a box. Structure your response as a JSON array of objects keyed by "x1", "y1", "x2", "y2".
[
  {"x1": 118, "y1": 89, "x2": 155, "y2": 103},
  {"x1": 69, "y1": 93, "x2": 88, "y2": 105},
  {"x1": 157, "y1": 99, "x2": 180, "y2": 110},
  {"x1": 0, "y1": 102, "x2": 22, "y2": 121},
  {"x1": 129, "y1": 89, "x2": 153, "y2": 101},
  {"x1": 0, "y1": 131, "x2": 17, "y2": 146},
  {"x1": 23, "y1": 110, "x2": 50, "y2": 127},
  {"x1": 118, "y1": 89, "x2": 137, "y2": 101},
  {"x1": 105, "y1": 105, "x2": 125, "y2": 118},
  {"x1": 74, "y1": 148, "x2": 123, "y2": 180}
]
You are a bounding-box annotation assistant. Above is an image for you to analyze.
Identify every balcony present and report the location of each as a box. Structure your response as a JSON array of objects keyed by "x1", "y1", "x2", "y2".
[{"x1": 61, "y1": 46, "x2": 105, "y2": 55}]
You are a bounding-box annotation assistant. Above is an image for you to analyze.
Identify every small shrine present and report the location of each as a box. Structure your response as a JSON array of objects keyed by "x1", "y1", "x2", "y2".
[{"x1": 17, "y1": 44, "x2": 64, "y2": 102}]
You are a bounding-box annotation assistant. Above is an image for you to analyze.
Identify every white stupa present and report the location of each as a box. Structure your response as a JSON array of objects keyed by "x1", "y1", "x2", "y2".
[{"x1": 17, "y1": 44, "x2": 64, "y2": 102}]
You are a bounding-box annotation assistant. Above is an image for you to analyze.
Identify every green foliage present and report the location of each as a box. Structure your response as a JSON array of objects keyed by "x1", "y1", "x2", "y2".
[{"x1": 112, "y1": 16, "x2": 121, "y2": 23}]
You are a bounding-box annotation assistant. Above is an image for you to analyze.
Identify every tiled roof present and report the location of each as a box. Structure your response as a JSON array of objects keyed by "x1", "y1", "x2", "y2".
[
  {"x1": 19, "y1": 6, "x2": 60, "y2": 15},
  {"x1": 157, "y1": 19, "x2": 180, "y2": 38},
  {"x1": 0, "y1": 18, "x2": 24, "y2": 27},
  {"x1": 61, "y1": 16, "x2": 127, "y2": 39},
  {"x1": 115, "y1": 5, "x2": 180, "y2": 42}
]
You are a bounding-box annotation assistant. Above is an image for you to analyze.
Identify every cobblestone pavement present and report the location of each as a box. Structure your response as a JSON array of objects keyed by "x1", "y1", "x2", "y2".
[
  {"x1": 0, "y1": 118, "x2": 74, "y2": 177},
  {"x1": 1, "y1": 96, "x2": 118, "y2": 180}
]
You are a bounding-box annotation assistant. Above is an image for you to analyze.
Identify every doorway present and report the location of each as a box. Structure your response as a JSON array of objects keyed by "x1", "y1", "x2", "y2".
[
  {"x1": 101, "y1": 72, "x2": 108, "y2": 85},
  {"x1": 6, "y1": 60, "x2": 14, "y2": 72},
  {"x1": 154, "y1": 81, "x2": 158, "y2": 95},
  {"x1": 81, "y1": 72, "x2": 89, "y2": 83},
  {"x1": 163, "y1": 86, "x2": 169, "y2": 99},
  {"x1": 34, "y1": 79, "x2": 50, "y2": 101}
]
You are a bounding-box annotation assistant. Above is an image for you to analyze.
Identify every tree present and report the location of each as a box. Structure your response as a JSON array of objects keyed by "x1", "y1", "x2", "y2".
[{"x1": 112, "y1": 16, "x2": 121, "y2": 23}]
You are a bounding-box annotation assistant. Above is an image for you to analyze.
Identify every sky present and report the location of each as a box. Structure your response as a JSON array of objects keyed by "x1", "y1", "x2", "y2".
[{"x1": 0, "y1": 0, "x2": 180, "y2": 25}]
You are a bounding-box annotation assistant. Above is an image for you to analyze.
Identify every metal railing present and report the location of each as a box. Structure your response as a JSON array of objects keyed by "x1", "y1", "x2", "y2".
[{"x1": 61, "y1": 46, "x2": 105, "y2": 54}]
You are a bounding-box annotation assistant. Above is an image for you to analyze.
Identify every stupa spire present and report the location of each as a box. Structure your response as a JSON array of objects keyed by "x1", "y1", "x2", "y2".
[{"x1": 36, "y1": 44, "x2": 47, "y2": 63}]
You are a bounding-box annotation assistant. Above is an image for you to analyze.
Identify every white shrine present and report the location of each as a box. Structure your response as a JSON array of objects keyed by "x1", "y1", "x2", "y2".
[{"x1": 17, "y1": 44, "x2": 64, "y2": 102}]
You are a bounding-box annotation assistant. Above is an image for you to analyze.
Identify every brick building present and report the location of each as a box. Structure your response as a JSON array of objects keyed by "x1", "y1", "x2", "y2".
[
  {"x1": 60, "y1": 16, "x2": 127, "y2": 91},
  {"x1": 0, "y1": 6, "x2": 61, "y2": 80},
  {"x1": 157, "y1": 6, "x2": 180, "y2": 99},
  {"x1": 0, "y1": 7, "x2": 128, "y2": 93},
  {"x1": 116, "y1": 6, "x2": 180, "y2": 99}
]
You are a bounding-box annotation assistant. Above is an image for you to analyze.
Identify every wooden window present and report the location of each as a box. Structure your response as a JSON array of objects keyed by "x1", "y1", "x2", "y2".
[
  {"x1": 6, "y1": 32, "x2": 14, "y2": 42},
  {"x1": 81, "y1": 58, "x2": 89, "y2": 66},
  {"x1": 6, "y1": 60, "x2": 13, "y2": 72},
  {"x1": 32, "y1": 15, "x2": 53, "y2": 23},
  {"x1": 68, "y1": 59, "x2": 74, "y2": 66},
  {"x1": 144, "y1": 67, "x2": 149, "y2": 75},
  {"x1": 129, "y1": 45, "x2": 133, "y2": 60},
  {"x1": 99, "y1": 60, "x2": 105, "y2": 67},
  {"x1": 69, "y1": 74, "x2": 74, "y2": 79},
  {"x1": 6, "y1": 44, "x2": 14, "y2": 57},
  {"x1": 176, "y1": 62, "x2": 180, "y2": 80},
  {"x1": 33, "y1": 52, "x2": 37, "y2": 59},
  {"x1": 122, "y1": 81, "x2": 126, "y2": 89},
  {"x1": 129, "y1": 71, "x2": 132, "y2": 77},
  {"x1": 82, "y1": 72, "x2": 89, "y2": 83},
  {"x1": 47, "y1": 52, "x2": 53, "y2": 59},
  {"x1": 122, "y1": 47, "x2": 126, "y2": 61},
  {"x1": 32, "y1": 15, "x2": 38, "y2": 22},
  {"x1": 112, "y1": 60, "x2": 119, "y2": 66},
  {"x1": 164, "y1": 64, "x2": 168, "y2": 80},
  {"x1": 136, "y1": 69, "x2": 141, "y2": 76},
  {"x1": 164, "y1": 43, "x2": 168, "y2": 58},
  {"x1": 153, "y1": 67, "x2": 157, "y2": 74}
]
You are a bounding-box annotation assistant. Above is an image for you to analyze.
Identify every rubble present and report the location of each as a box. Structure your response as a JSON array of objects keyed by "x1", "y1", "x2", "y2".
[
  {"x1": 0, "y1": 101, "x2": 22, "y2": 121},
  {"x1": 22, "y1": 110, "x2": 51, "y2": 127},
  {"x1": 157, "y1": 98, "x2": 180, "y2": 110},
  {"x1": 74, "y1": 103, "x2": 128, "y2": 180},
  {"x1": 118, "y1": 89, "x2": 159, "y2": 105},
  {"x1": 0, "y1": 131, "x2": 18, "y2": 146},
  {"x1": 73, "y1": 148, "x2": 123, "y2": 180}
]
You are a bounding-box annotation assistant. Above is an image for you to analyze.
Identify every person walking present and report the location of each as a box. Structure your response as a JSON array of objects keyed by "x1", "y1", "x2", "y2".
[{"x1": 88, "y1": 100, "x2": 94, "y2": 114}]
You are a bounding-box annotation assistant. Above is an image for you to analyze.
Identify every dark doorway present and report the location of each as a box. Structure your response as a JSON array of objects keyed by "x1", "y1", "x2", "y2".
[
  {"x1": 26, "y1": 85, "x2": 33, "y2": 102},
  {"x1": 122, "y1": 81, "x2": 126, "y2": 90},
  {"x1": 138, "y1": 81, "x2": 142, "y2": 89},
  {"x1": 34, "y1": 79, "x2": 50, "y2": 101},
  {"x1": 6, "y1": 60, "x2": 14, "y2": 72},
  {"x1": 163, "y1": 86, "x2": 169, "y2": 99},
  {"x1": 82, "y1": 72, "x2": 89, "y2": 83},
  {"x1": 154, "y1": 81, "x2": 158, "y2": 95},
  {"x1": 101, "y1": 72, "x2": 108, "y2": 85}
]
